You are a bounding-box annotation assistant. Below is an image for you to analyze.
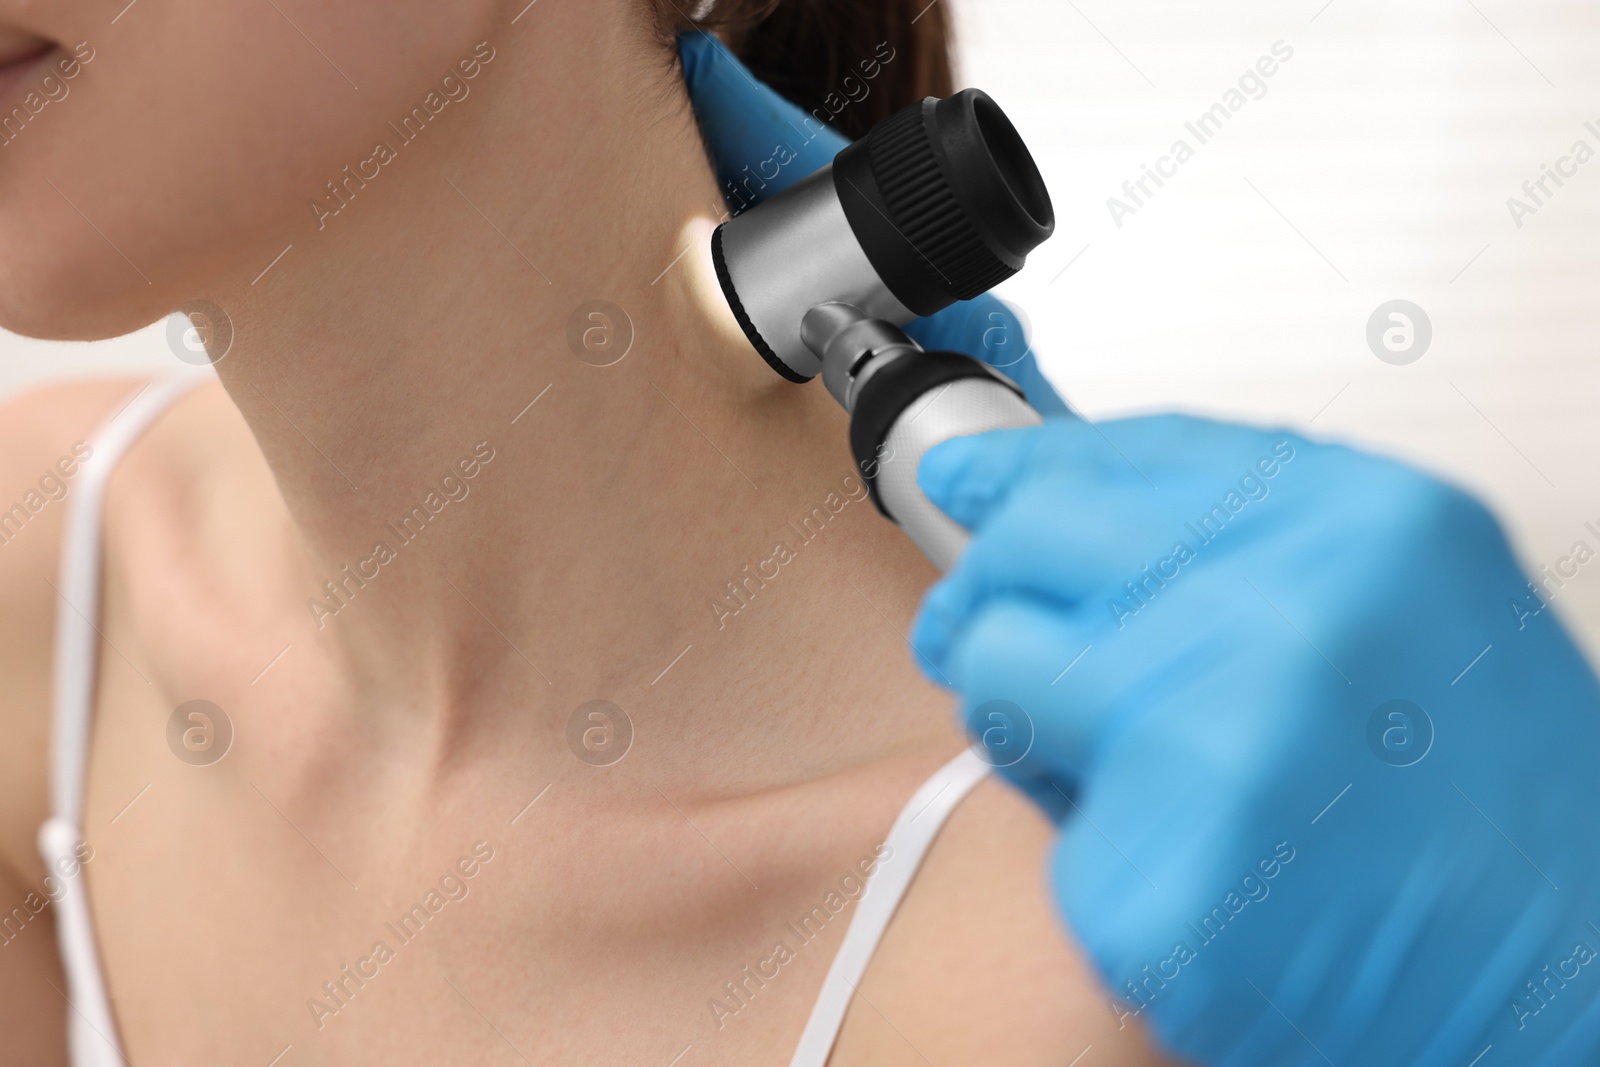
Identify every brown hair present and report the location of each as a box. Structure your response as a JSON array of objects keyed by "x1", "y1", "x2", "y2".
[{"x1": 662, "y1": 1, "x2": 954, "y2": 140}]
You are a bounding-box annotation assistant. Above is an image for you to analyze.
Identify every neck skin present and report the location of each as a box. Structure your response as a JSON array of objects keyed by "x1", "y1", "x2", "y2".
[{"x1": 197, "y1": 5, "x2": 952, "y2": 781}]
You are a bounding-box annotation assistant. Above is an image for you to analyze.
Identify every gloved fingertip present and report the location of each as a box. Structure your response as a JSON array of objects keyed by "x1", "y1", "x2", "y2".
[
  {"x1": 913, "y1": 581, "x2": 971, "y2": 680},
  {"x1": 905, "y1": 296, "x2": 1072, "y2": 417},
  {"x1": 919, "y1": 429, "x2": 1044, "y2": 530},
  {"x1": 676, "y1": 30, "x2": 722, "y2": 88},
  {"x1": 917, "y1": 435, "x2": 981, "y2": 502}
]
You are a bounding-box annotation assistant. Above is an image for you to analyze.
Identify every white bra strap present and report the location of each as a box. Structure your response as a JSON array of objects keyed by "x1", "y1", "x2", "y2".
[
  {"x1": 40, "y1": 376, "x2": 204, "y2": 1067},
  {"x1": 48, "y1": 377, "x2": 201, "y2": 823},
  {"x1": 789, "y1": 747, "x2": 992, "y2": 1067},
  {"x1": 39, "y1": 815, "x2": 126, "y2": 1066}
]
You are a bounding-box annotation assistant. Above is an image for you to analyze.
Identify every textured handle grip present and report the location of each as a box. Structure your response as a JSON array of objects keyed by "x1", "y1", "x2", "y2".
[{"x1": 873, "y1": 376, "x2": 1042, "y2": 571}]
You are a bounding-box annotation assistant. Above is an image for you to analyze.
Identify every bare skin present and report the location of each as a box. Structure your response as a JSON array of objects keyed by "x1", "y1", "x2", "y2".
[{"x1": 0, "y1": 0, "x2": 1176, "y2": 1062}]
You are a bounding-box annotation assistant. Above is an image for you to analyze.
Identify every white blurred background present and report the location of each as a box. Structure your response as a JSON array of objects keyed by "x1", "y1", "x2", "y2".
[
  {"x1": 958, "y1": 0, "x2": 1600, "y2": 654},
  {"x1": 3, "y1": 0, "x2": 1598, "y2": 650}
]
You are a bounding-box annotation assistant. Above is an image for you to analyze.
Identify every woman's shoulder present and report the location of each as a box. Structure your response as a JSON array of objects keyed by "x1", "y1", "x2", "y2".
[
  {"x1": 0, "y1": 377, "x2": 152, "y2": 874},
  {"x1": 832, "y1": 765, "x2": 1177, "y2": 1066},
  {"x1": 0, "y1": 376, "x2": 241, "y2": 867},
  {"x1": 0, "y1": 374, "x2": 252, "y2": 1065},
  {"x1": 0, "y1": 379, "x2": 159, "y2": 1064}
]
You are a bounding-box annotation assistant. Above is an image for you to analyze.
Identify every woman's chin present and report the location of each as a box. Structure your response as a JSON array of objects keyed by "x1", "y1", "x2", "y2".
[{"x1": 0, "y1": 262, "x2": 169, "y2": 344}]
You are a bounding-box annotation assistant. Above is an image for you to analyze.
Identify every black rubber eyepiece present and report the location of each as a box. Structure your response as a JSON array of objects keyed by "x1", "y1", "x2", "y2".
[{"x1": 833, "y1": 89, "x2": 1055, "y2": 319}]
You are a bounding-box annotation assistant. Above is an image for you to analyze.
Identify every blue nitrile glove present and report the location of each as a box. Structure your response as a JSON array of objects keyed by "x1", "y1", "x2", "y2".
[
  {"x1": 912, "y1": 413, "x2": 1600, "y2": 1066},
  {"x1": 679, "y1": 31, "x2": 1069, "y2": 416}
]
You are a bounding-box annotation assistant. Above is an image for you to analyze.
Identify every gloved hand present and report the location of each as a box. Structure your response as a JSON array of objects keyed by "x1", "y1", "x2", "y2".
[
  {"x1": 678, "y1": 31, "x2": 1069, "y2": 416},
  {"x1": 912, "y1": 413, "x2": 1600, "y2": 1066}
]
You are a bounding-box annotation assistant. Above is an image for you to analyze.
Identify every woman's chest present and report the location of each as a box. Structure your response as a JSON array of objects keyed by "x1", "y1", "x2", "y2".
[{"x1": 72, "y1": 676, "x2": 891, "y2": 1067}]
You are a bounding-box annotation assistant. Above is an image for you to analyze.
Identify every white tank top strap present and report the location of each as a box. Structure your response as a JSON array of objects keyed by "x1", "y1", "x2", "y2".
[
  {"x1": 788, "y1": 747, "x2": 992, "y2": 1067},
  {"x1": 40, "y1": 376, "x2": 204, "y2": 1067}
]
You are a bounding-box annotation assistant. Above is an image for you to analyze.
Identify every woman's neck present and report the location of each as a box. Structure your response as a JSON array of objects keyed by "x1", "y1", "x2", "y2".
[{"x1": 196, "y1": 8, "x2": 953, "y2": 772}]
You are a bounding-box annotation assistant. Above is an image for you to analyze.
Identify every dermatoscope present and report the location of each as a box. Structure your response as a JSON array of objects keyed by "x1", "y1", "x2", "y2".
[{"x1": 711, "y1": 89, "x2": 1056, "y2": 570}]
